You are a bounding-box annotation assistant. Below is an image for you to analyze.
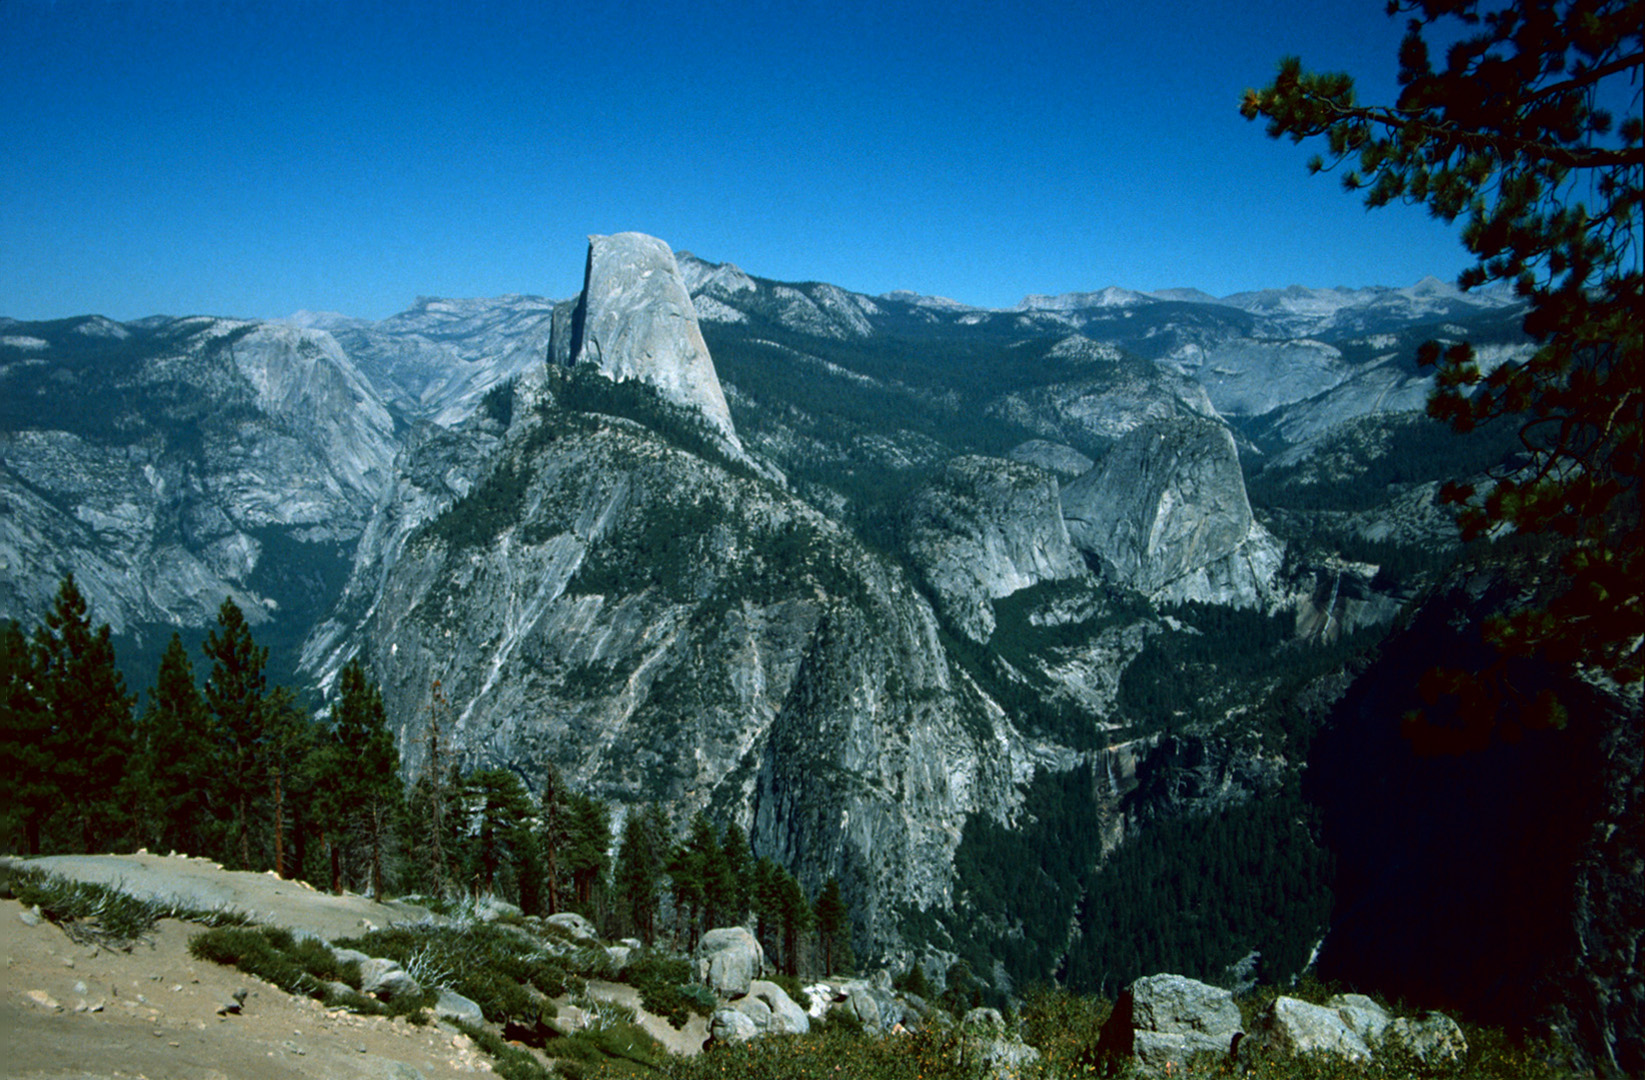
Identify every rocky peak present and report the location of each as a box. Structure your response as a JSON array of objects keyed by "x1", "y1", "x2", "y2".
[
  {"x1": 566, "y1": 233, "x2": 741, "y2": 448},
  {"x1": 1061, "y1": 417, "x2": 1255, "y2": 596}
]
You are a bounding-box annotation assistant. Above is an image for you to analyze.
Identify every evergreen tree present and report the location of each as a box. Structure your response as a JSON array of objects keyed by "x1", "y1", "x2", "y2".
[
  {"x1": 262, "y1": 686, "x2": 312, "y2": 881},
  {"x1": 314, "y1": 661, "x2": 402, "y2": 896},
  {"x1": 134, "y1": 634, "x2": 214, "y2": 856},
  {"x1": 563, "y1": 791, "x2": 612, "y2": 917},
  {"x1": 32, "y1": 575, "x2": 135, "y2": 852},
  {"x1": 201, "y1": 597, "x2": 268, "y2": 870},
  {"x1": 777, "y1": 867, "x2": 813, "y2": 977},
  {"x1": 668, "y1": 811, "x2": 725, "y2": 946},
  {"x1": 537, "y1": 762, "x2": 570, "y2": 913},
  {"x1": 1243, "y1": 0, "x2": 1644, "y2": 707},
  {"x1": 462, "y1": 768, "x2": 537, "y2": 903},
  {"x1": 615, "y1": 803, "x2": 668, "y2": 945},
  {"x1": 815, "y1": 875, "x2": 850, "y2": 975},
  {"x1": 0, "y1": 620, "x2": 52, "y2": 854},
  {"x1": 719, "y1": 823, "x2": 753, "y2": 925}
]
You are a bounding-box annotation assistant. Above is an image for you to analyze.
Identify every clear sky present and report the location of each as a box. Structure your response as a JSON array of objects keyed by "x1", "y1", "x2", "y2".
[{"x1": 1, "y1": 0, "x2": 1480, "y2": 322}]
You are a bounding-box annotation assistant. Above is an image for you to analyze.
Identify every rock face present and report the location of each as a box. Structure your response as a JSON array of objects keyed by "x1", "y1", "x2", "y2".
[
  {"x1": 0, "y1": 317, "x2": 395, "y2": 639},
  {"x1": 567, "y1": 233, "x2": 740, "y2": 447},
  {"x1": 904, "y1": 456, "x2": 1088, "y2": 641},
  {"x1": 1061, "y1": 417, "x2": 1263, "y2": 601},
  {"x1": 346, "y1": 381, "x2": 1040, "y2": 950},
  {"x1": 1099, "y1": 973, "x2": 1243, "y2": 1075}
]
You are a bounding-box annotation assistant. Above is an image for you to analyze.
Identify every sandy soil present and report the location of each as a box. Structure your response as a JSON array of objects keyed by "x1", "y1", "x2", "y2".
[
  {"x1": 1, "y1": 898, "x2": 494, "y2": 1079},
  {"x1": 0, "y1": 854, "x2": 708, "y2": 1078}
]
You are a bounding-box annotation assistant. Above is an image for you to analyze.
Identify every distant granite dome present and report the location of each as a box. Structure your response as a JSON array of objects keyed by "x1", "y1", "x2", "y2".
[{"x1": 566, "y1": 232, "x2": 741, "y2": 448}]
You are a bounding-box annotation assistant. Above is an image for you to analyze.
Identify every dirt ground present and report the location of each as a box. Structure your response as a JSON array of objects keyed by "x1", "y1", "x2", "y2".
[
  {"x1": 0, "y1": 854, "x2": 708, "y2": 1078},
  {"x1": 1, "y1": 898, "x2": 495, "y2": 1079}
]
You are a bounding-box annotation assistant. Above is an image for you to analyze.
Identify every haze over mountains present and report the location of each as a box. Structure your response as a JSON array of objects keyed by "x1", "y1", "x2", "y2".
[{"x1": 9, "y1": 235, "x2": 1636, "y2": 1067}]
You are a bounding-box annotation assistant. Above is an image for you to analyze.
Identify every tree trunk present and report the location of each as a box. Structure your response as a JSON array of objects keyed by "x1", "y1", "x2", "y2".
[
  {"x1": 271, "y1": 767, "x2": 285, "y2": 878},
  {"x1": 328, "y1": 832, "x2": 342, "y2": 895}
]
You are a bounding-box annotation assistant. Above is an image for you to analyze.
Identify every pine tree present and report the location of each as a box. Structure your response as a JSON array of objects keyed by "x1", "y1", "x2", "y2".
[
  {"x1": 815, "y1": 875, "x2": 850, "y2": 976},
  {"x1": 537, "y1": 762, "x2": 570, "y2": 914},
  {"x1": 563, "y1": 792, "x2": 612, "y2": 917},
  {"x1": 201, "y1": 597, "x2": 268, "y2": 870},
  {"x1": 1243, "y1": 0, "x2": 1644, "y2": 711},
  {"x1": 463, "y1": 768, "x2": 536, "y2": 902},
  {"x1": 615, "y1": 804, "x2": 668, "y2": 945},
  {"x1": 719, "y1": 824, "x2": 753, "y2": 925},
  {"x1": 314, "y1": 661, "x2": 403, "y2": 896},
  {"x1": 32, "y1": 575, "x2": 135, "y2": 852},
  {"x1": 0, "y1": 619, "x2": 52, "y2": 854},
  {"x1": 262, "y1": 686, "x2": 312, "y2": 881},
  {"x1": 134, "y1": 633, "x2": 214, "y2": 856}
]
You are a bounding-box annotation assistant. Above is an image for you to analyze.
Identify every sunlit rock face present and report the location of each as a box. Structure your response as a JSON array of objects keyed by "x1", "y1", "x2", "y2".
[
  {"x1": 568, "y1": 232, "x2": 741, "y2": 449},
  {"x1": 1061, "y1": 416, "x2": 1255, "y2": 598},
  {"x1": 904, "y1": 455, "x2": 1089, "y2": 642}
]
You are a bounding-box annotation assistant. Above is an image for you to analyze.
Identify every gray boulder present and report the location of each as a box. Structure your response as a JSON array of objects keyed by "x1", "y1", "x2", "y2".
[
  {"x1": 568, "y1": 232, "x2": 741, "y2": 447},
  {"x1": 710, "y1": 1007, "x2": 760, "y2": 1044},
  {"x1": 1248, "y1": 996, "x2": 1374, "y2": 1061},
  {"x1": 696, "y1": 927, "x2": 764, "y2": 998},
  {"x1": 1099, "y1": 973, "x2": 1243, "y2": 1076},
  {"x1": 748, "y1": 979, "x2": 810, "y2": 1035},
  {"x1": 1388, "y1": 1012, "x2": 1468, "y2": 1062},
  {"x1": 732, "y1": 994, "x2": 773, "y2": 1031},
  {"x1": 434, "y1": 988, "x2": 485, "y2": 1023},
  {"x1": 357, "y1": 957, "x2": 422, "y2": 1002},
  {"x1": 545, "y1": 912, "x2": 599, "y2": 943}
]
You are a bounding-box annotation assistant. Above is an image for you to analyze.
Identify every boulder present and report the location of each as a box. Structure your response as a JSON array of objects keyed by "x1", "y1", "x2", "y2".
[
  {"x1": 1099, "y1": 973, "x2": 1242, "y2": 1076},
  {"x1": 748, "y1": 979, "x2": 810, "y2": 1035},
  {"x1": 434, "y1": 988, "x2": 485, "y2": 1023},
  {"x1": 545, "y1": 912, "x2": 599, "y2": 943},
  {"x1": 732, "y1": 993, "x2": 772, "y2": 1031},
  {"x1": 1388, "y1": 1012, "x2": 1468, "y2": 1062},
  {"x1": 696, "y1": 927, "x2": 764, "y2": 997},
  {"x1": 710, "y1": 1007, "x2": 760, "y2": 1044},
  {"x1": 1247, "y1": 996, "x2": 1373, "y2": 1061},
  {"x1": 964, "y1": 1006, "x2": 1007, "y2": 1032},
  {"x1": 357, "y1": 958, "x2": 421, "y2": 1002}
]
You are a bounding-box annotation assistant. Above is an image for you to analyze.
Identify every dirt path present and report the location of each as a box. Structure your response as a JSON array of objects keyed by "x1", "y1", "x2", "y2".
[{"x1": 6, "y1": 854, "x2": 433, "y2": 941}]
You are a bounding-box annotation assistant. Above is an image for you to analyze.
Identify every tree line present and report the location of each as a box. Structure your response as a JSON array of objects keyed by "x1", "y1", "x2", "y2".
[{"x1": 1, "y1": 575, "x2": 855, "y2": 975}]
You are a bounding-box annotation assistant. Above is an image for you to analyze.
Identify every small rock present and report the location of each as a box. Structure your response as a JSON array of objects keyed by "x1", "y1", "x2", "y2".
[
  {"x1": 62, "y1": 957, "x2": 75, "y2": 969},
  {"x1": 18, "y1": 907, "x2": 42, "y2": 927},
  {"x1": 73, "y1": 981, "x2": 88, "y2": 996},
  {"x1": 25, "y1": 989, "x2": 62, "y2": 1011}
]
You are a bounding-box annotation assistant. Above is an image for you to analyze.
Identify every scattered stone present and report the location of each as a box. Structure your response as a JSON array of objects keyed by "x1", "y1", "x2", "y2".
[
  {"x1": 544, "y1": 912, "x2": 598, "y2": 942},
  {"x1": 25, "y1": 989, "x2": 62, "y2": 1011},
  {"x1": 18, "y1": 906, "x2": 42, "y2": 927},
  {"x1": 73, "y1": 980, "x2": 88, "y2": 996},
  {"x1": 217, "y1": 988, "x2": 249, "y2": 1016},
  {"x1": 358, "y1": 958, "x2": 422, "y2": 1001},
  {"x1": 964, "y1": 1006, "x2": 1007, "y2": 1033}
]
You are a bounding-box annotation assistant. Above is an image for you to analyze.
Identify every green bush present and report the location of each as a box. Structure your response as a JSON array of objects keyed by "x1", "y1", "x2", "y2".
[
  {"x1": 188, "y1": 924, "x2": 432, "y2": 1017},
  {"x1": 619, "y1": 951, "x2": 710, "y2": 1029}
]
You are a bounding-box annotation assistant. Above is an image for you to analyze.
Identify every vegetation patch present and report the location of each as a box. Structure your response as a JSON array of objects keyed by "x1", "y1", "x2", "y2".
[{"x1": 3, "y1": 866, "x2": 248, "y2": 950}]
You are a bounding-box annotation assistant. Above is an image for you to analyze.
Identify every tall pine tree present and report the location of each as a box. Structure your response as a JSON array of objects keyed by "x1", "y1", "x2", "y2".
[
  {"x1": 134, "y1": 633, "x2": 214, "y2": 857},
  {"x1": 202, "y1": 597, "x2": 267, "y2": 870},
  {"x1": 32, "y1": 575, "x2": 134, "y2": 852}
]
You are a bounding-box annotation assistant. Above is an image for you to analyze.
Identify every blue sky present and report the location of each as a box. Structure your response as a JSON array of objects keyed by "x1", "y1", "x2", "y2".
[{"x1": 1, "y1": 0, "x2": 1478, "y2": 322}]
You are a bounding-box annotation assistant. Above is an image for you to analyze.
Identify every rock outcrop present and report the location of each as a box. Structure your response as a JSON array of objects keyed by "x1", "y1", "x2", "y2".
[
  {"x1": 904, "y1": 455, "x2": 1089, "y2": 641},
  {"x1": 566, "y1": 233, "x2": 740, "y2": 448},
  {"x1": 1098, "y1": 973, "x2": 1243, "y2": 1076},
  {"x1": 1061, "y1": 417, "x2": 1263, "y2": 601}
]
